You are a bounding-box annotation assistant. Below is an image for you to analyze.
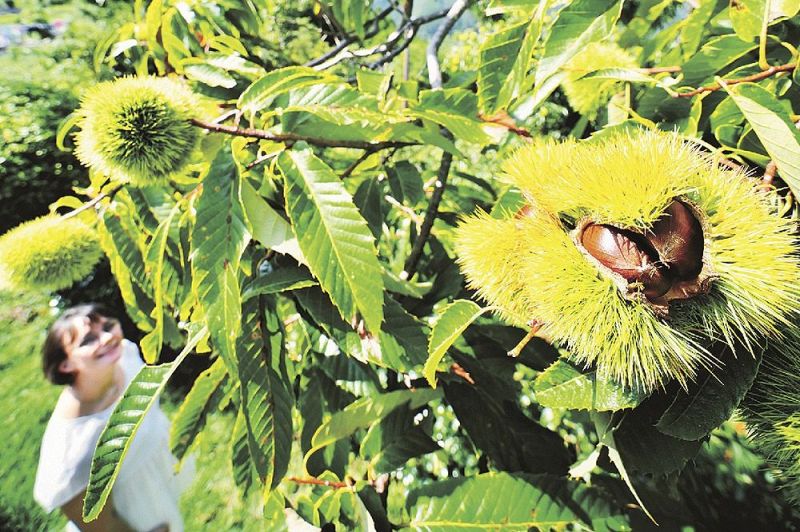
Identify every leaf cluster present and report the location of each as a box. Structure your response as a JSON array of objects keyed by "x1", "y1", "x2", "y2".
[{"x1": 5, "y1": 0, "x2": 800, "y2": 528}]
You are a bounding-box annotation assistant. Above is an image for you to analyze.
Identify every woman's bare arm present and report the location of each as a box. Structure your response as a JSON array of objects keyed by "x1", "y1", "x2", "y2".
[{"x1": 61, "y1": 490, "x2": 135, "y2": 532}]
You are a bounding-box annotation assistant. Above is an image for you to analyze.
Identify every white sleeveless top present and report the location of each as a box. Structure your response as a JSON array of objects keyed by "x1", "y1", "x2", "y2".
[{"x1": 33, "y1": 340, "x2": 194, "y2": 531}]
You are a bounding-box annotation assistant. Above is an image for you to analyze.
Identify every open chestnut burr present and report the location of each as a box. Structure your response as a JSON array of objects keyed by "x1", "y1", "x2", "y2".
[{"x1": 577, "y1": 199, "x2": 714, "y2": 315}]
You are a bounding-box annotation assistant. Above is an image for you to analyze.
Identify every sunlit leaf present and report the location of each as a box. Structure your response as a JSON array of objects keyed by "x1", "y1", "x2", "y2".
[
  {"x1": 83, "y1": 325, "x2": 207, "y2": 521},
  {"x1": 534, "y1": 360, "x2": 647, "y2": 412},
  {"x1": 191, "y1": 146, "x2": 250, "y2": 373},
  {"x1": 724, "y1": 82, "x2": 800, "y2": 198},
  {"x1": 424, "y1": 300, "x2": 491, "y2": 388},
  {"x1": 402, "y1": 472, "x2": 627, "y2": 531},
  {"x1": 278, "y1": 149, "x2": 384, "y2": 334},
  {"x1": 170, "y1": 357, "x2": 228, "y2": 462}
]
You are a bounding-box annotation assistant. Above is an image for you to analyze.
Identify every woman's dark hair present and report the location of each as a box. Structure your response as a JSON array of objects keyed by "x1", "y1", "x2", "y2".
[{"x1": 42, "y1": 303, "x2": 113, "y2": 385}]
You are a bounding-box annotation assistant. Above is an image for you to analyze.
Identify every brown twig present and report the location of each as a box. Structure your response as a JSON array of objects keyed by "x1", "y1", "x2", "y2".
[
  {"x1": 288, "y1": 476, "x2": 349, "y2": 489},
  {"x1": 245, "y1": 153, "x2": 274, "y2": 171},
  {"x1": 402, "y1": 0, "x2": 472, "y2": 280},
  {"x1": 304, "y1": 7, "x2": 394, "y2": 68},
  {"x1": 340, "y1": 149, "x2": 377, "y2": 178},
  {"x1": 675, "y1": 63, "x2": 796, "y2": 98},
  {"x1": 191, "y1": 118, "x2": 415, "y2": 151}
]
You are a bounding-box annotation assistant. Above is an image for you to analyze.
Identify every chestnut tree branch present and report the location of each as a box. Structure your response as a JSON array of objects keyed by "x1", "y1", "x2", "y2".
[
  {"x1": 402, "y1": 0, "x2": 472, "y2": 279},
  {"x1": 191, "y1": 118, "x2": 415, "y2": 151},
  {"x1": 304, "y1": 7, "x2": 394, "y2": 68},
  {"x1": 675, "y1": 62, "x2": 796, "y2": 98}
]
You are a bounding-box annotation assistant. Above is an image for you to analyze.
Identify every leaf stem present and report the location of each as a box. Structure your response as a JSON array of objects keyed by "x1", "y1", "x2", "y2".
[
  {"x1": 191, "y1": 118, "x2": 415, "y2": 151},
  {"x1": 61, "y1": 184, "x2": 123, "y2": 220},
  {"x1": 674, "y1": 62, "x2": 796, "y2": 98},
  {"x1": 287, "y1": 476, "x2": 349, "y2": 489}
]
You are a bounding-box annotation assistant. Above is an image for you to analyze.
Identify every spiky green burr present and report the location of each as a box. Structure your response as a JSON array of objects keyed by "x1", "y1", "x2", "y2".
[
  {"x1": 75, "y1": 76, "x2": 199, "y2": 187},
  {"x1": 456, "y1": 130, "x2": 800, "y2": 392},
  {"x1": 0, "y1": 215, "x2": 104, "y2": 292}
]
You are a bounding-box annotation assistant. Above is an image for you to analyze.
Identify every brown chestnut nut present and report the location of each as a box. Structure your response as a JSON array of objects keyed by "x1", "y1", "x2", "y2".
[
  {"x1": 581, "y1": 223, "x2": 672, "y2": 299},
  {"x1": 646, "y1": 200, "x2": 704, "y2": 280}
]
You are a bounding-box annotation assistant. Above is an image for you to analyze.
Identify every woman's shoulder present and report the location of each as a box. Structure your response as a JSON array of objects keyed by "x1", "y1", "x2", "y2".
[{"x1": 120, "y1": 339, "x2": 144, "y2": 382}]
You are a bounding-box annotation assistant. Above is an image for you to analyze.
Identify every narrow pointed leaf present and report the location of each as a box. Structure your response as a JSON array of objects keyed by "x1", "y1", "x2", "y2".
[
  {"x1": 170, "y1": 357, "x2": 228, "y2": 462},
  {"x1": 191, "y1": 147, "x2": 250, "y2": 373},
  {"x1": 410, "y1": 89, "x2": 493, "y2": 145},
  {"x1": 231, "y1": 408, "x2": 255, "y2": 494},
  {"x1": 656, "y1": 342, "x2": 762, "y2": 440},
  {"x1": 403, "y1": 472, "x2": 627, "y2": 531},
  {"x1": 235, "y1": 301, "x2": 294, "y2": 494},
  {"x1": 724, "y1": 82, "x2": 800, "y2": 198},
  {"x1": 424, "y1": 300, "x2": 491, "y2": 388},
  {"x1": 278, "y1": 149, "x2": 384, "y2": 333},
  {"x1": 306, "y1": 388, "x2": 441, "y2": 462},
  {"x1": 534, "y1": 0, "x2": 621, "y2": 87},
  {"x1": 140, "y1": 203, "x2": 181, "y2": 363},
  {"x1": 241, "y1": 178, "x2": 306, "y2": 264},
  {"x1": 242, "y1": 265, "x2": 317, "y2": 301},
  {"x1": 478, "y1": 18, "x2": 539, "y2": 114},
  {"x1": 534, "y1": 360, "x2": 647, "y2": 412},
  {"x1": 83, "y1": 325, "x2": 208, "y2": 521},
  {"x1": 238, "y1": 66, "x2": 338, "y2": 117}
]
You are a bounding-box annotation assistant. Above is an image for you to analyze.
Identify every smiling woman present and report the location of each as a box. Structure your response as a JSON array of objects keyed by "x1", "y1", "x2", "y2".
[{"x1": 33, "y1": 304, "x2": 194, "y2": 532}]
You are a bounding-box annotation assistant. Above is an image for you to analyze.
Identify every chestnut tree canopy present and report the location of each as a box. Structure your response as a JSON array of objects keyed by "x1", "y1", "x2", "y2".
[{"x1": 9, "y1": 0, "x2": 800, "y2": 528}]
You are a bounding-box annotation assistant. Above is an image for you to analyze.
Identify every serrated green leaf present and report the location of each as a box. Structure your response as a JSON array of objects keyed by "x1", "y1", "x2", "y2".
[
  {"x1": 140, "y1": 203, "x2": 181, "y2": 363},
  {"x1": 102, "y1": 202, "x2": 151, "y2": 292},
  {"x1": 82, "y1": 325, "x2": 208, "y2": 521},
  {"x1": 170, "y1": 357, "x2": 228, "y2": 462},
  {"x1": 306, "y1": 388, "x2": 441, "y2": 464},
  {"x1": 534, "y1": 360, "x2": 647, "y2": 412},
  {"x1": 445, "y1": 376, "x2": 572, "y2": 475},
  {"x1": 191, "y1": 147, "x2": 250, "y2": 373},
  {"x1": 382, "y1": 269, "x2": 432, "y2": 299},
  {"x1": 363, "y1": 413, "x2": 440, "y2": 473},
  {"x1": 730, "y1": 0, "x2": 767, "y2": 41},
  {"x1": 490, "y1": 186, "x2": 525, "y2": 218},
  {"x1": 681, "y1": 35, "x2": 757, "y2": 86},
  {"x1": 656, "y1": 342, "x2": 762, "y2": 440},
  {"x1": 353, "y1": 177, "x2": 384, "y2": 240},
  {"x1": 231, "y1": 408, "x2": 255, "y2": 494},
  {"x1": 386, "y1": 161, "x2": 424, "y2": 205},
  {"x1": 278, "y1": 149, "x2": 384, "y2": 334},
  {"x1": 236, "y1": 300, "x2": 293, "y2": 494},
  {"x1": 240, "y1": 178, "x2": 305, "y2": 264},
  {"x1": 534, "y1": 0, "x2": 621, "y2": 88},
  {"x1": 208, "y1": 35, "x2": 248, "y2": 56},
  {"x1": 613, "y1": 395, "x2": 702, "y2": 474},
  {"x1": 242, "y1": 265, "x2": 317, "y2": 301},
  {"x1": 724, "y1": 82, "x2": 800, "y2": 198},
  {"x1": 581, "y1": 67, "x2": 659, "y2": 84},
  {"x1": 486, "y1": 0, "x2": 539, "y2": 15},
  {"x1": 424, "y1": 300, "x2": 490, "y2": 388},
  {"x1": 182, "y1": 59, "x2": 237, "y2": 88},
  {"x1": 97, "y1": 210, "x2": 154, "y2": 330},
  {"x1": 410, "y1": 89, "x2": 493, "y2": 145},
  {"x1": 402, "y1": 472, "x2": 627, "y2": 531},
  {"x1": 478, "y1": 19, "x2": 535, "y2": 114},
  {"x1": 294, "y1": 287, "x2": 427, "y2": 372},
  {"x1": 238, "y1": 66, "x2": 338, "y2": 117}
]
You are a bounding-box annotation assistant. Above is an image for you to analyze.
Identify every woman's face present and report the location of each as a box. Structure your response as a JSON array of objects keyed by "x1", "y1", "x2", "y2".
[{"x1": 58, "y1": 315, "x2": 124, "y2": 380}]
